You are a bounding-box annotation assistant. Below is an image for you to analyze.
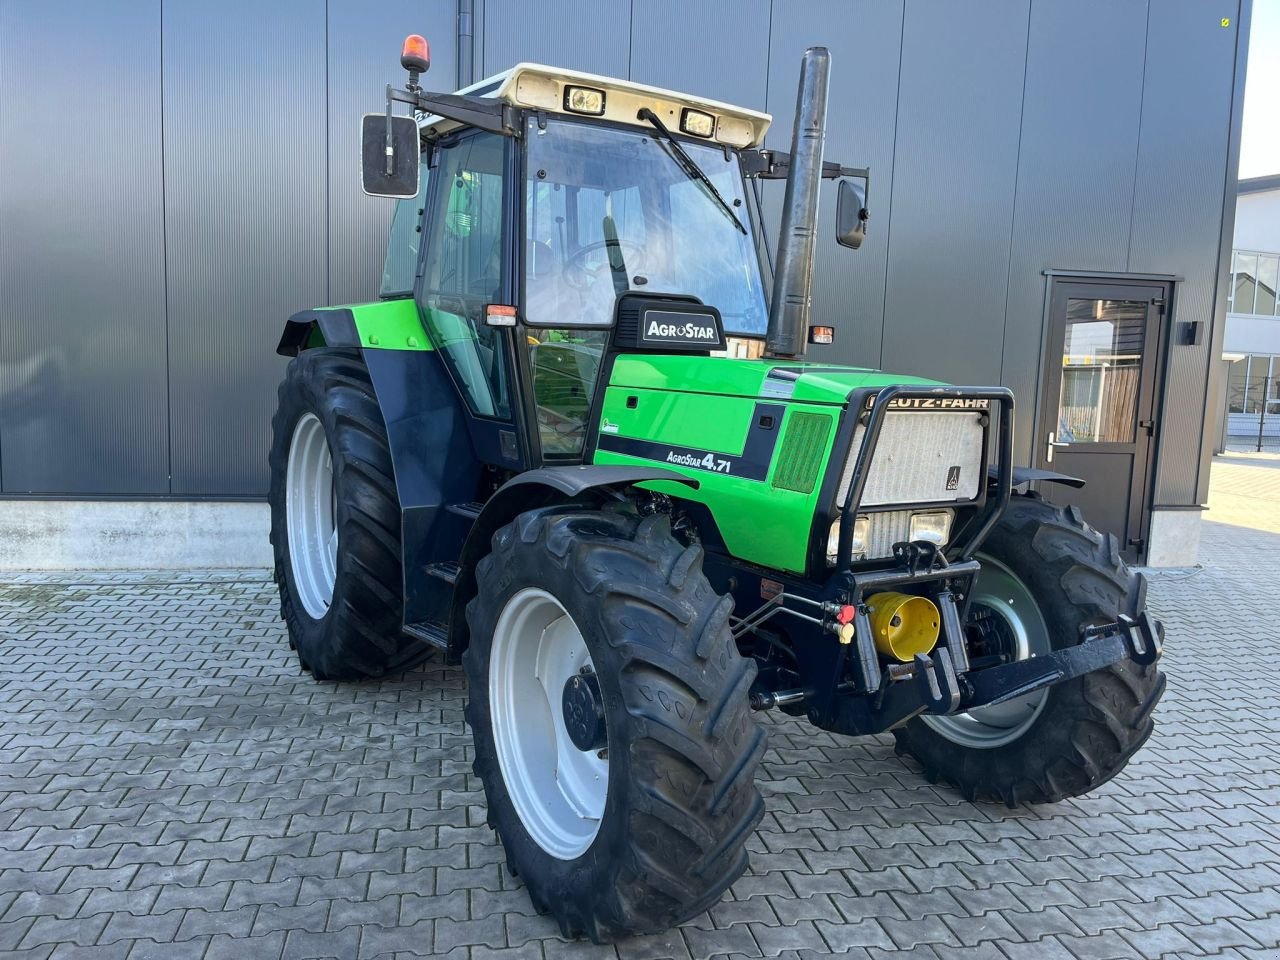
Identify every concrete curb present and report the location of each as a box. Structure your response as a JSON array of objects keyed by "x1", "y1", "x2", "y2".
[{"x1": 0, "y1": 500, "x2": 272, "y2": 569}]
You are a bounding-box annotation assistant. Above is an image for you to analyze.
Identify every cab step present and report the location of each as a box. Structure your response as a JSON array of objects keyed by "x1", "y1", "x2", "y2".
[
  {"x1": 426, "y1": 561, "x2": 461, "y2": 585},
  {"x1": 402, "y1": 620, "x2": 449, "y2": 650},
  {"x1": 446, "y1": 501, "x2": 484, "y2": 520}
]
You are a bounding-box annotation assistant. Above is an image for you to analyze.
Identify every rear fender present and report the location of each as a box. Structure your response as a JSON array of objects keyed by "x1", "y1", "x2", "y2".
[
  {"x1": 446, "y1": 466, "x2": 699, "y2": 660},
  {"x1": 276, "y1": 308, "x2": 360, "y2": 357}
]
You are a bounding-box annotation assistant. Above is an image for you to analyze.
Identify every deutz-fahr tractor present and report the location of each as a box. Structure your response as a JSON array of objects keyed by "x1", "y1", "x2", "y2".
[{"x1": 269, "y1": 37, "x2": 1166, "y2": 941}]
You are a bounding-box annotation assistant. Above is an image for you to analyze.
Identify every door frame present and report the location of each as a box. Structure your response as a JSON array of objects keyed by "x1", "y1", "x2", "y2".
[{"x1": 1034, "y1": 273, "x2": 1174, "y2": 560}]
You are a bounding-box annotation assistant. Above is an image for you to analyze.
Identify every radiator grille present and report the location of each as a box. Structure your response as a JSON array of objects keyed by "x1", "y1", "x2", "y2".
[
  {"x1": 771, "y1": 412, "x2": 833, "y2": 494},
  {"x1": 840, "y1": 411, "x2": 985, "y2": 507},
  {"x1": 862, "y1": 510, "x2": 912, "y2": 559}
]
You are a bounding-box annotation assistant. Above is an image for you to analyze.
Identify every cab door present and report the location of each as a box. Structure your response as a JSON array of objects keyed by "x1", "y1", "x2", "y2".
[{"x1": 416, "y1": 129, "x2": 525, "y2": 468}]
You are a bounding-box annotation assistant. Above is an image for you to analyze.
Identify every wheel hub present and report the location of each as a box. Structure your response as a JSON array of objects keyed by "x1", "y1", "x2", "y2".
[
  {"x1": 562, "y1": 670, "x2": 607, "y2": 752},
  {"x1": 488, "y1": 588, "x2": 608, "y2": 860},
  {"x1": 920, "y1": 554, "x2": 1051, "y2": 749},
  {"x1": 285, "y1": 412, "x2": 338, "y2": 620}
]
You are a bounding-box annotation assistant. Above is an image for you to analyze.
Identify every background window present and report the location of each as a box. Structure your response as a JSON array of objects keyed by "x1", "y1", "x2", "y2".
[{"x1": 1234, "y1": 252, "x2": 1259, "y2": 314}]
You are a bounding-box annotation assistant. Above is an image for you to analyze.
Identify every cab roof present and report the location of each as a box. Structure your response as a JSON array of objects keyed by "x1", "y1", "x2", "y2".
[{"x1": 419, "y1": 63, "x2": 772, "y2": 149}]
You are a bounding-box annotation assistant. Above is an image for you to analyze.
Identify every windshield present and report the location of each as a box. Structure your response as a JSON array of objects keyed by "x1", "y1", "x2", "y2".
[{"x1": 524, "y1": 118, "x2": 768, "y2": 336}]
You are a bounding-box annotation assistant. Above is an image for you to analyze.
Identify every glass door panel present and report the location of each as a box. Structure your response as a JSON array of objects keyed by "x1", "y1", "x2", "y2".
[{"x1": 1054, "y1": 298, "x2": 1147, "y2": 446}]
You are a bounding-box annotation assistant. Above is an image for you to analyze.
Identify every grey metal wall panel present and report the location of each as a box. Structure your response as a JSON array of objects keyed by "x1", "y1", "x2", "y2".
[
  {"x1": 763, "y1": 0, "x2": 905, "y2": 370},
  {"x1": 880, "y1": 0, "x2": 1029, "y2": 386},
  {"x1": 628, "y1": 0, "x2": 770, "y2": 106},
  {"x1": 1127, "y1": 0, "x2": 1240, "y2": 505},
  {"x1": 0, "y1": 0, "x2": 169, "y2": 494},
  {"x1": 164, "y1": 0, "x2": 327, "y2": 496},
  {"x1": 1001, "y1": 0, "x2": 1147, "y2": 465},
  {"x1": 327, "y1": 1, "x2": 458, "y2": 306},
  {"x1": 481, "y1": 0, "x2": 631, "y2": 76}
]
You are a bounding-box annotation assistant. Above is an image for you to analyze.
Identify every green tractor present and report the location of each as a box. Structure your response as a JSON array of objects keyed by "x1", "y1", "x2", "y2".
[{"x1": 269, "y1": 37, "x2": 1165, "y2": 941}]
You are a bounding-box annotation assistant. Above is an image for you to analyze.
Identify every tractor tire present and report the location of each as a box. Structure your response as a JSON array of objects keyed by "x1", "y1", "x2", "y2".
[
  {"x1": 893, "y1": 494, "x2": 1166, "y2": 806},
  {"x1": 463, "y1": 508, "x2": 766, "y2": 942},
  {"x1": 268, "y1": 349, "x2": 430, "y2": 680}
]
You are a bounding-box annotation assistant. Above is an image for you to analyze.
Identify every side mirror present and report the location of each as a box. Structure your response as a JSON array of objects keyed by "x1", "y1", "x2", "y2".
[
  {"x1": 361, "y1": 113, "x2": 420, "y2": 198},
  {"x1": 835, "y1": 178, "x2": 868, "y2": 250}
]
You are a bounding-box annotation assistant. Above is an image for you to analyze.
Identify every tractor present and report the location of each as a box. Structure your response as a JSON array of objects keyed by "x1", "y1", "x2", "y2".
[{"x1": 269, "y1": 37, "x2": 1166, "y2": 942}]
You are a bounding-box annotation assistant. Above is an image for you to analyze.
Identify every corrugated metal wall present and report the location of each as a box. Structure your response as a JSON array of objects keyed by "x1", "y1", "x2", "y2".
[
  {"x1": 0, "y1": 0, "x2": 454, "y2": 497},
  {"x1": 0, "y1": 0, "x2": 1246, "y2": 505}
]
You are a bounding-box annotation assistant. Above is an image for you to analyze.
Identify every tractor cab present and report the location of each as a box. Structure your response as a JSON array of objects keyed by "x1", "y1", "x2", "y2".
[{"x1": 367, "y1": 59, "x2": 862, "y2": 470}]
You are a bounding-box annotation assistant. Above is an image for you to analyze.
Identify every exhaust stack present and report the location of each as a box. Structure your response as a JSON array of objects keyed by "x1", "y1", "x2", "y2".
[{"x1": 765, "y1": 47, "x2": 830, "y2": 360}]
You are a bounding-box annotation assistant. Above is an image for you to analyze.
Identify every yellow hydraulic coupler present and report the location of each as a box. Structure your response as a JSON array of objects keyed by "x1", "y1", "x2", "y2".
[{"x1": 865, "y1": 592, "x2": 941, "y2": 661}]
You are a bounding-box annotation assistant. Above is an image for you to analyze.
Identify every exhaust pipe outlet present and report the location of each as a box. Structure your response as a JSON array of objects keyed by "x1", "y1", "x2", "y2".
[{"x1": 765, "y1": 46, "x2": 831, "y2": 360}]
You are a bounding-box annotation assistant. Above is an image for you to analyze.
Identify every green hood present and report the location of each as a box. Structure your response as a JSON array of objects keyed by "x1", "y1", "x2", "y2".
[{"x1": 608, "y1": 354, "x2": 943, "y2": 405}]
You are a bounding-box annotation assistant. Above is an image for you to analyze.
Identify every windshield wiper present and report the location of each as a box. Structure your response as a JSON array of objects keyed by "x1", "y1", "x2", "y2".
[{"x1": 637, "y1": 108, "x2": 747, "y2": 235}]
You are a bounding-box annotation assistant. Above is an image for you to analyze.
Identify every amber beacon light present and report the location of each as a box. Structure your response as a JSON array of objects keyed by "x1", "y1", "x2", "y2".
[{"x1": 401, "y1": 34, "x2": 430, "y2": 80}]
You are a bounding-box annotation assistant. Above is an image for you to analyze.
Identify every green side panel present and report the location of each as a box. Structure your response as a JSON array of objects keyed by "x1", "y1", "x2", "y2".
[
  {"x1": 608, "y1": 354, "x2": 943, "y2": 405},
  {"x1": 771, "y1": 412, "x2": 832, "y2": 494},
  {"x1": 323, "y1": 298, "x2": 432, "y2": 351},
  {"x1": 593, "y1": 385, "x2": 839, "y2": 574}
]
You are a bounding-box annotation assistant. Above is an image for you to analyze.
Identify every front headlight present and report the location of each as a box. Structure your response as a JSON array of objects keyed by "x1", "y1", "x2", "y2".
[
  {"x1": 827, "y1": 515, "x2": 870, "y2": 564},
  {"x1": 909, "y1": 510, "x2": 953, "y2": 545}
]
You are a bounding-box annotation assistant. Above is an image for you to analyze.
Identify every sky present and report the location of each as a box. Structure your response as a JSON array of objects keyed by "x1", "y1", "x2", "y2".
[{"x1": 1241, "y1": 0, "x2": 1280, "y2": 178}]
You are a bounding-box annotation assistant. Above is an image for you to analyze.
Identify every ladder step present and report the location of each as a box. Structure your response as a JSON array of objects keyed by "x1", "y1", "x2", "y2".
[
  {"x1": 403, "y1": 621, "x2": 449, "y2": 649},
  {"x1": 426, "y1": 561, "x2": 461, "y2": 585},
  {"x1": 446, "y1": 501, "x2": 484, "y2": 520}
]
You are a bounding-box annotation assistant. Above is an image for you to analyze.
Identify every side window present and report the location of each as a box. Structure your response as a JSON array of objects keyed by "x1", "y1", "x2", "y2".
[
  {"x1": 379, "y1": 162, "x2": 429, "y2": 297},
  {"x1": 530, "y1": 329, "x2": 609, "y2": 456},
  {"x1": 420, "y1": 133, "x2": 510, "y2": 419}
]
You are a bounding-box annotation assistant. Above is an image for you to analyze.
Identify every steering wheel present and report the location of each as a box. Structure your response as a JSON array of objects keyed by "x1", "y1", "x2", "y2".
[{"x1": 563, "y1": 240, "x2": 647, "y2": 289}]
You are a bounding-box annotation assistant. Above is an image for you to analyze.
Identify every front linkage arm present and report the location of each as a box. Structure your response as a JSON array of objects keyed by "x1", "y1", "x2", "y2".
[{"x1": 824, "y1": 610, "x2": 1164, "y2": 736}]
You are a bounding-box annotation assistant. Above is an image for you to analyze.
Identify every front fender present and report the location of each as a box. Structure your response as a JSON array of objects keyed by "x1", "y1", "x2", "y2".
[{"x1": 445, "y1": 466, "x2": 699, "y2": 659}]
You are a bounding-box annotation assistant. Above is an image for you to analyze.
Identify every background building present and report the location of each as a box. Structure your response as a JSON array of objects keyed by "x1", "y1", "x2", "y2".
[
  {"x1": 0, "y1": 0, "x2": 1252, "y2": 566},
  {"x1": 1222, "y1": 174, "x2": 1280, "y2": 450}
]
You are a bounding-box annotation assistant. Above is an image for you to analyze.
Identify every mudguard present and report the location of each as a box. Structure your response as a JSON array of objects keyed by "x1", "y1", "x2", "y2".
[
  {"x1": 276, "y1": 308, "x2": 360, "y2": 357},
  {"x1": 989, "y1": 465, "x2": 1086, "y2": 489},
  {"x1": 445, "y1": 466, "x2": 699, "y2": 658}
]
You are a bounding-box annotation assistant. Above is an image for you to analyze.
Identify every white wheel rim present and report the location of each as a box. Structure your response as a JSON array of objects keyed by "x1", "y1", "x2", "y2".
[
  {"x1": 489, "y1": 588, "x2": 608, "y2": 860},
  {"x1": 286, "y1": 413, "x2": 337, "y2": 620},
  {"x1": 921, "y1": 555, "x2": 1052, "y2": 749}
]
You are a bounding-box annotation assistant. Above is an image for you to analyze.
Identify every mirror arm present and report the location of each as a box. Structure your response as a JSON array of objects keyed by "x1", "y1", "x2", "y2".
[
  {"x1": 386, "y1": 85, "x2": 519, "y2": 137},
  {"x1": 744, "y1": 149, "x2": 868, "y2": 184},
  {"x1": 383, "y1": 97, "x2": 396, "y2": 175}
]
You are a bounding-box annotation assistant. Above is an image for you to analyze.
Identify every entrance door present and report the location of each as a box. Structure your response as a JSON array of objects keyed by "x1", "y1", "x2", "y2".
[{"x1": 1037, "y1": 280, "x2": 1167, "y2": 560}]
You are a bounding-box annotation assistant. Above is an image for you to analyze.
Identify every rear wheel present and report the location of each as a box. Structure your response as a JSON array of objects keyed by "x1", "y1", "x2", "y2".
[
  {"x1": 464, "y1": 508, "x2": 765, "y2": 942},
  {"x1": 269, "y1": 349, "x2": 431, "y2": 680},
  {"x1": 893, "y1": 495, "x2": 1166, "y2": 805}
]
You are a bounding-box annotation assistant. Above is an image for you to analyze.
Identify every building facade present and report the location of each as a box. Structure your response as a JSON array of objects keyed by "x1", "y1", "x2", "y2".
[{"x1": 0, "y1": 0, "x2": 1252, "y2": 566}]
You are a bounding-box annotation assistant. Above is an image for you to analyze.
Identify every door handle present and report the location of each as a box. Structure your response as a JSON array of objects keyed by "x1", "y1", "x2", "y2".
[{"x1": 1046, "y1": 431, "x2": 1069, "y2": 463}]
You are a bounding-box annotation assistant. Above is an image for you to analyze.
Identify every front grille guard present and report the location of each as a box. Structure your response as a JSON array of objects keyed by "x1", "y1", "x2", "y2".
[{"x1": 836, "y1": 385, "x2": 1015, "y2": 573}]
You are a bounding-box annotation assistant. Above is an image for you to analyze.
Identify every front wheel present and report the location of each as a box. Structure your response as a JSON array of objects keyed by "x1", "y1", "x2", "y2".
[
  {"x1": 893, "y1": 495, "x2": 1166, "y2": 806},
  {"x1": 464, "y1": 509, "x2": 765, "y2": 942}
]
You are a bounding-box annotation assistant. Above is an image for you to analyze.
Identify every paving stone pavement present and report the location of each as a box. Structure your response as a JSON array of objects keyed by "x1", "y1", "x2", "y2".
[{"x1": 3, "y1": 460, "x2": 1280, "y2": 960}]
